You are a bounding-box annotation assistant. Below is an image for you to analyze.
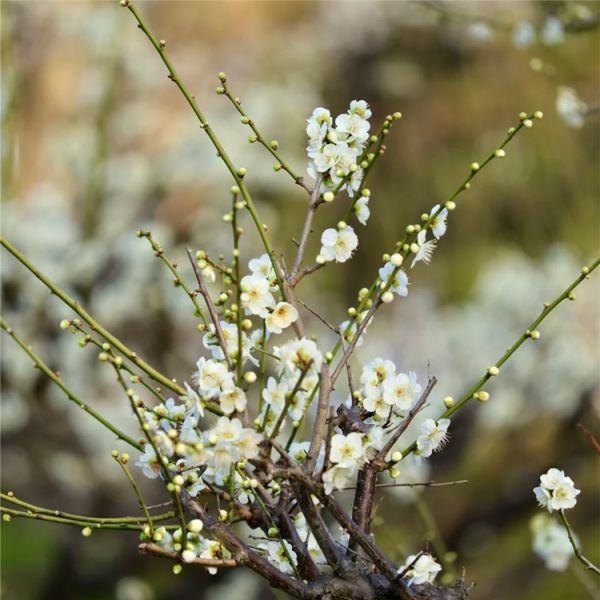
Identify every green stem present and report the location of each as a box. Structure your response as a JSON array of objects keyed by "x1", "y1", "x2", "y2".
[
  {"x1": 1, "y1": 237, "x2": 187, "y2": 398},
  {"x1": 395, "y1": 258, "x2": 600, "y2": 462},
  {"x1": 560, "y1": 509, "x2": 600, "y2": 576},
  {"x1": 124, "y1": 1, "x2": 285, "y2": 297},
  {"x1": 0, "y1": 493, "x2": 175, "y2": 525},
  {"x1": 222, "y1": 85, "x2": 308, "y2": 192},
  {"x1": 113, "y1": 456, "x2": 155, "y2": 532},
  {"x1": 0, "y1": 507, "x2": 176, "y2": 531},
  {"x1": 1, "y1": 318, "x2": 142, "y2": 451},
  {"x1": 138, "y1": 230, "x2": 207, "y2": 325}
]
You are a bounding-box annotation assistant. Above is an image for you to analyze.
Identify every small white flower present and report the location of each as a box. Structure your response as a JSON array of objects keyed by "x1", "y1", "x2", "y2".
[
  {"x1": 354, "y1": 196, "x2": 370, "y2": 225},
  {"x1": 335, "y1": 112, "x2": 370, "y2": 144},
  {"x1": 349, "y1": 99, "x2": 372, "y2": 120},
  {"x1": 400, "y1": 553, "x2": 442, "y2": 586},
  {"x1": 416, "y1": 418, "x2": 451, "y2": 458},
  {"x1": 240, "y1": 275, "x2": 275, "y2": 318},
  {"x1": 219, "y1": 386, "x2": 247, "y2": 415},
  {"x1": 330, "y1": 432, "x2": 366, "y2": 468},
  {"x1": 248, "y1": 254, "x2": 276, "y2": 284},
  {"x1": 266, "y1": 302, "x2": 299, "y2": 334},
  {"x1": 429, "y1": 204, "x2": 448, "y2": 239},
  {"x1": 262, "y1": 540, "x2": 298, "y2": 575},
  {"x1": 383, "y1": 371, "x2": 421, "y2": 411},
  {"x1": 275, "y1": 338, "x2": 323, "y2": 375},
  {"x1": 411, "y1": 230, "x2": 437, "y2": 268},
  {"x1": 378, "y1": 262, "x2": 409, "y2": 296},
  {"x1": 319, "y1": 226, "x2": 359, "y2": 263},
  {"x1": 262, "y1": 377, "x2": 288, "y2": 408},
  {"x1": 195, "y1": 357, "x2": 234, "y2": 397},
  {"x1": 136, "y1": 445, "x2": 161, "y2": 479},
  {"x1": 306, "y1": 107, "x2": 332, "y2": 142},
  {"x1": 322, "y1": 464, "x2": 356, "y2": 495}
]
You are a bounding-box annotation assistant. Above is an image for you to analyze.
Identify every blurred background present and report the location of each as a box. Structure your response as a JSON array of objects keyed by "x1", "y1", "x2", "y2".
[{"x1": 1, "y1": 1, "x2": 599, "y2": 599}]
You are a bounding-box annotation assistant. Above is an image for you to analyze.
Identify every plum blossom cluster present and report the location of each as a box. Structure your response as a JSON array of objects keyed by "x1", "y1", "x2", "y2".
[
  {"x1": 533, "y1": 468, "x2": 580, "y2": 513},
  {"x1": 306, "y1": 100, "x2": 371, "y2": 196},
  {"x1": 240, "y1": 254, "x2": 298, "y2": 334},
  {"x1": 306, "y1": 100, "x2": 374, "y2": 265},
  {"x1": 258, "y1": 338, "x2": 323, "y2": 436}
]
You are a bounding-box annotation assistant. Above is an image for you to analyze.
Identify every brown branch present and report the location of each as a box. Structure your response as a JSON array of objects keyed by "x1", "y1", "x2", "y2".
[
  {"x1": 342, "y1": 480, "x2": 469, "y2": 491},
  {"x1": 138, "y1": 542, "x2": 238, "y2": 567},
  {"x1": 186, "y1": 247, "x2": 233, "y2": 372},
  {"x1": 306, "y1": 364, "x2": 331, "y2": 474},
  {"x1": 290, "y1": 174, "x2": 323, "y2": 281},
  {"x1": 289, "y1": 262, "x2": 325, "y2": 288},
  {"x1": 577, "y1": 423, "x2": 600, "y2": 455}
]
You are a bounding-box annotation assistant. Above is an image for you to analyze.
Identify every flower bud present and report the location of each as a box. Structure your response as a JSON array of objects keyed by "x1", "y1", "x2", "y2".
[
  {"x1": 382, "y1": 292, "x2": 394, "y2": 304},
  {"x1": 188, "y1": 519, "x2": 204, "y2": 533},
  {"x1": 487, "y1": 366, "x2": 499, "y2": 376},
  {"x1": 390, "y1": 253, "x2": 403, "y2": 267},
  {"x1": 470, "y1": 162, "x2": 480, "y2": 172},
  {"x1": 391, "y1": 451, "x2": 403, "y2": 462},
  {"x1": 244, "y1": 371, "x2": 257, "y2": 384},
  {"x1": 495, "y1": 149, "x2": 506, "y2": 158},
  {"x1": 323, "y1": 191, "x2": 334, "y2": 203},
  {"x1": 445, "y1": 200, "x2": 456, "y2": 211},
  {"x1": 82, "y1": 527, "x2": 93, "y2": 537},
  {"x1": 182, "y1": 550, "x2": 196, "y2": 563}
]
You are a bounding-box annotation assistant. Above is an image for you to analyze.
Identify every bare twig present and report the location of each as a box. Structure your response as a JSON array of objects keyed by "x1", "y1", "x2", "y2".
[
  {"x1": 306, "y1": 365, "x2": 331, "y2": 474},
  {"x1": 559, "y1": 509, "x2": 600, "y2": 576},
  {"x1": 290, "y1": 174, "x2": 323, "y2": 280},
  {"x1": 139, "y1": 542, "x2": 238, "y2": 567},
  {"x1": 186, "y1": 247, "x2": 233, "y2": 372}
]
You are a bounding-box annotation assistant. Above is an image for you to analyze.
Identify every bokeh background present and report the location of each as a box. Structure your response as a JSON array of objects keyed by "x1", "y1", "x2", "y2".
[{"x1": 1, "y1": 1, "x2": 599, "y2": 599}]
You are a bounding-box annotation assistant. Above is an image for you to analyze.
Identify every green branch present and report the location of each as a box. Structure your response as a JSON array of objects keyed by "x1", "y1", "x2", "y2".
[
  {"x1": 1, "y1": 318, "x2": 142, "y2": 451},
  {"x1": 394, "y1": 257, "x2": 600, "y2": 463}
]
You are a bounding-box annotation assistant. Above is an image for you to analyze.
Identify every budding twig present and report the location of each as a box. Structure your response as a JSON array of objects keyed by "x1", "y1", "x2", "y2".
[{"x1": 186, "y1": 247, "x2": 234, "y2": 372}]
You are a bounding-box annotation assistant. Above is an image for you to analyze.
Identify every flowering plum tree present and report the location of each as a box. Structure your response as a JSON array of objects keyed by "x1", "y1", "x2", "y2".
[{"x1": 1, "y1": 2, "x2": 598, "y2": 599}]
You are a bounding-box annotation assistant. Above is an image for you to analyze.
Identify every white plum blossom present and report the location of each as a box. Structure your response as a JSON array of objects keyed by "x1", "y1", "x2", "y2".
[
  {"x1": 335, "y1": 112, "x2": 370, "y2": 144},
  {"x1": 262, "y1": 377, "x2": 288, "y2": 408},
  {"x1": 199, "y1": 540, "x2": 228, "y2": 575},
  {"x1": 240, "y1": 274, "x2": 276, "y2": 317},
  {"x1": 306, "y1": 100, "x2": 371, "y2": 196},
  {"x1": 400, "y1": 553, "x2": 442, "y2": 586},
  {"x1": 354, "y1": 196, "x2": 371, "y2": 225},
  {"x1": 261, "y1": 540, "x2": 298, "y2": 575},
  {"x1": 248, "y1": 253, "x2": 276, "y2": 284},
  {"x1": 378, "y1": 262, "x2": 409, "y2": 296},
  {"x1": 319, "y1": 226, "x2": 359, "y2": 263},
  {"x1": 411, "y1": 230, "x2": 436, "y2": 269},
  {"x1": 533, "y1": 468, "x2": 580, "y2": 512},
  {"x1": 349, "y1": 99, "x2": 372, "y2": 120},
  {"x1": 416, "y1": 418, "x2": 451, "y2": 458},
  {"x1": 322, "y1": 464, "x2": 356, "y2": 495},
  {"x1": 530, "y1": 513, "x2": 574, "y2": 571},
  {"x1": 360, "y1": 358, "x2": 396, "y2": 396},
  {"x1": 383, "y1": 371, "x2": 421, "y2": 411},
  {"x1": 195, "y1": 357, "x2": 234, "y2": 397},
  {"x1": 429, "y1": 204, "x2": 448, "y2": 239},
  {"x1": 135, "y1": 444, "x2": 161, "y2": 479},
  {"x1": 219, "y1": 386, "x2": 247, "y2": 415},
  {"x1": 266, "y1": 302, "x2": 299, "y2": 334},
  {"x1": 275, "y1": 338, "x2": 323, "y2": 375},
  {"x1": 329, "y1": 432, "x2": 366, "y2": 468}
]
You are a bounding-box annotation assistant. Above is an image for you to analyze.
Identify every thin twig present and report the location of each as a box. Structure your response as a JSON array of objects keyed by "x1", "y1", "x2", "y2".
[
  {"x1": 290, "y1": 174, "x2": 323, "y2": 280},
  {"x1": 559, "y1": 509, "x2": 600, "y2": 576},
  {"x1": 186, "y1": 247, "x2": 234, "y2": 372},
  {"x1": 306, "y1": 365, "x2": 330, "y2": 474}
]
